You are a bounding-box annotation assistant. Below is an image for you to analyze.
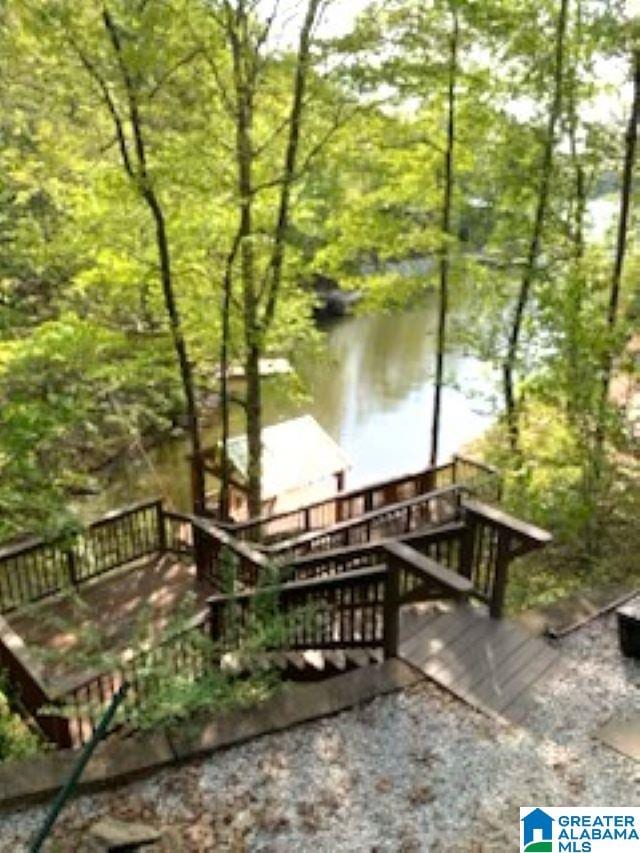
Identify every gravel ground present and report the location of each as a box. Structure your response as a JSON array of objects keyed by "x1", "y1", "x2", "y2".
[{"x1": 2, "y1": 612, "x2": 639, "y2": 852}]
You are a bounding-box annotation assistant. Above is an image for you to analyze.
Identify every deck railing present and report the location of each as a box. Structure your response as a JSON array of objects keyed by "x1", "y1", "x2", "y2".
[
  {"x1": 24, "y1": 496, "x2": 551, "y2": 749},
  {"x1": 225, "y1": 455, "x2": 500, "y2": 544},
  {"x1": 262, "y1": 484, "x2": 465, "y2": 560},
  {"x1": 185, "y1": 516, "x2": 271, "y2": 588},
  {"x1": 58, "y1": 609, "x2": 212, "y2": 748},
  {"x1": 208, "y1": 565, "x2": 389, "y2": 654},
  {"x1": 208, "y1": 538, "x2": 477, "y2": 663},
  {"x1": 286, "y1": 521, "x2": 466, "y2": 595},
  {"x1": 460, "y1": 499, "x2": 552, "y2": 616},
  {"x1": 0, "y1": 500, "x2": 171, "y2": 614}
]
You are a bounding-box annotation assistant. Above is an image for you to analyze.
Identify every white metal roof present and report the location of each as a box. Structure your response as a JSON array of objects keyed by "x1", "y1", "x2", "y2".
[{"x1": 226, "y1": 415, "x2": 350, "y2": 500}]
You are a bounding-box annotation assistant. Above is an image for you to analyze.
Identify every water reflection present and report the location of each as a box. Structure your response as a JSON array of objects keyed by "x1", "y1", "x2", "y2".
[{"x1": 77, "y1": 293, "x2": 497, "y2": 518}]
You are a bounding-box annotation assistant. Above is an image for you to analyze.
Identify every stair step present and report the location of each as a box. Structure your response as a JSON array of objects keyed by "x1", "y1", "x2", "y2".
[
  {"x1": 302, "y1": 650, "x2": 326, "y2": 671},
  {"x1": 323, "y1": 650, "x2": 347, "y2": 671},
  {"x1": 343, "y1": 648, "x2": 384, "y2": 668},
  {"x1": 284, "y1": 651, "x2": 307, "y2": 670},
  {"x1": 344, "y1": 649, "x2": 370, "y2": 668}
]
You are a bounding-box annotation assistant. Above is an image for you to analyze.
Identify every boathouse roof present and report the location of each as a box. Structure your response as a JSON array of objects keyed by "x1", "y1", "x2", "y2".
[{"x1": 224, "y1": 415, "x2": 350, "y2": 499}]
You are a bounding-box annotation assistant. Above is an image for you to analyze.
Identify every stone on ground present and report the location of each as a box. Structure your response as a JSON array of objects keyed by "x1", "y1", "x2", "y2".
[
  {"x1": 598, "y1": 713, "x2": 640, "y2": 762},
  {"x1": 82, "y1": 816, "x2": 160, "y2": 851}
]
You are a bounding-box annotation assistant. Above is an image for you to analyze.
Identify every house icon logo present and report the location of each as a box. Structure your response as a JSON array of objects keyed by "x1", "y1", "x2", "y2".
[{"x1": 521, "y1": 808, "x2": 554, "y2": 852}]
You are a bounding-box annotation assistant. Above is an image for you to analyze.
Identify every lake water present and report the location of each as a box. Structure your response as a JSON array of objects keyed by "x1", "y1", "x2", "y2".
[{"x1": 77, "y1": 290, "x2": 498, "y2": 519}]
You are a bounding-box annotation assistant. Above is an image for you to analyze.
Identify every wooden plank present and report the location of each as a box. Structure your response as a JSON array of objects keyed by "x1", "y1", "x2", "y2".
[
  {"x1": 472, "y1": 638, "x2": 559, "y2": 716},
  {"x1": 400, "y1": 608, "x2": 482, "y2": 666},
  {"x1": 416, "y1": 617, "x2": 501, "y2": 690},
  {"x1": 344, "y1": 649, "x2": 371, "y2": 668},
  {"x1": 399, "y1": 604, "x2": 444, "y2": 645},
  {"x1": 396, "y1": 602, "x2": 562, "y2": 725},
  {"x1": 429, "y1": 619, "x2": 531, "y2": 700},
  {"x1": 302, "y1": 650, "x2": 326, "y2": 671},
  {"x1": 284, "y1": 651, "x2": 307, "y2": 671},
  {"x1": 399, "y1": 604, "x2": 482, "y2": 663},
  {"x1": 385, "y1": 541, "x2": 473, "y2": 597},
  {"x1": 323, "y1": 650, "x2": 348, "y2": 671},
  {"x1": 496, "y1": 646, "x2": 561, "y2": 720},
  {"x1": 469, "y1": 635, "x2": 543, "y2": 707}
]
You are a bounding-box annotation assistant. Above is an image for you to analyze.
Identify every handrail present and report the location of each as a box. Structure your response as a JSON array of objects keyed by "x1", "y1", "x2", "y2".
[
  {"x1": 281, "y1": 522, "x2": 465, "y2": 586},
  {"x1": 207, "y1": 541, "x2": 475, "y2": 661},
  {"x1": 208, "y1": 564, "x2": 389, "y2": 654},
  {"x1": 190, "y1": 515, "x2": 271, "y2": 569},
  {"x1": 0, "y1": 499, "x2": 166, "y2": 614},
  {"x1": 223, "y1": 454, "x2": 500, "y2": 543},
  {"x1": 207, "y1": 564, "x2": 388, "y2": 608},
  {"x1": 453, "y1": 453, "x2": 500, "y2": 478},
  {"x1": 383, "y1": 541, "x2": 473, "y2": 597},
  {"x1": 261, "y1": 483, "x2": 466, "y2": 557},
  {"x1": 0, "y1": 498, "x2": 164, "y2": 562},
  {"x1": 462, "y1": 498, "x2": 552, "y2": 547},
  {"x1": 224, "y1": 461, "x2": 457, "y2": 536}
]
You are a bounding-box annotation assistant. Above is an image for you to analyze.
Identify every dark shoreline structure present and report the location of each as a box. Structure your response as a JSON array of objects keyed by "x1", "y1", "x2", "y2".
[{"x1": 310, "y1": 274, "x2": 361, "y2": 319}]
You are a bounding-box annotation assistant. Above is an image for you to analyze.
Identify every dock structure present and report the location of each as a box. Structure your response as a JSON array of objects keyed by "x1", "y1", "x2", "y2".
[{"x1": 200, "y1": 415, "x2": 350, "y2": 521}]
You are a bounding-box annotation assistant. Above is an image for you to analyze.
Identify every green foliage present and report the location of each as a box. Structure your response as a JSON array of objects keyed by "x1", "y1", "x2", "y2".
[
  {"x1": 35, "y1": 553, "x2": 292, "y2": 736},
  {"x1": 125, "y1": 629, "x2": 280, "y2": 735},
  {"x1": 0, "y1": 673, "x2": 41, "y2": 762},
  {"x1": 473, "y1": 401, "x2": 640, "y2": 612},
  {"x1": 0, "y1": 313, "x2": 181, "y2": 539}
]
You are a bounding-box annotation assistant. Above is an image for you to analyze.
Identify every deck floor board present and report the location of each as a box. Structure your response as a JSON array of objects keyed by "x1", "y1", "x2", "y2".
[{"x1": 399, "y1": 603, "x2": 561, "y2": 724}]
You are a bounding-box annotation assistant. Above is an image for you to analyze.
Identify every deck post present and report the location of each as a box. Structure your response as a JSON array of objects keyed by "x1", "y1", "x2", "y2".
[
  {"x1": 194, "y1": 526, "x2": 214, "y2": 584},
  {"x1": 66, "y1": 547, "x2": 79, "y2": 588},
  {"x1": 489, "y1": 531, "x2": 511, "y2": 619},
  {"x1": 208, "y1": 600, "x2": 221, "y2": 645},
  {"x1": 383, "y1": 560, "x2": 401, "y2": 659},
  {"x1": 458, "y1": 510, "x2": 477, "y2": 581},
  {"x1": 156, "y1": 501, "x2": 167, "y2": 554},
  {"x1": 46, "y1": 707, "x2": 75, "y2": 751}
]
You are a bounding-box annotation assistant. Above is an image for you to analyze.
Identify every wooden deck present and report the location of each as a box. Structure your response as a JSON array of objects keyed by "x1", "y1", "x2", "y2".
[
  {"x1": 8, "y1": 554, "x2": 210, "y2": 690},
  {"x1": 399, "y1": 602, "x2": 561, "y2": 725}
]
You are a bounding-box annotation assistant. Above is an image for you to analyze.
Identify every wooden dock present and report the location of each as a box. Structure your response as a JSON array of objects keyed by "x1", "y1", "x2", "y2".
[{"x1": 399, "y1": 603, "x2": 561, "y2": 725}]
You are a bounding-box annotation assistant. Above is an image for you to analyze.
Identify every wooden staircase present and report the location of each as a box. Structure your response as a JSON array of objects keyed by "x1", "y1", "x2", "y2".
[
  {"x1": 249, "y1": 647, "x2": 384, "y2": 680},
  {"x1": 202, "y1": 472, "x2": 556, "y2": 726}
]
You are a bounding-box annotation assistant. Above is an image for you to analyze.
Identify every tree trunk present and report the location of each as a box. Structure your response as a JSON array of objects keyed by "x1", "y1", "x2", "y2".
[
  {"x1": 262, "y1": 0, "x2": 322, "y2": 329},
  {"x1": 565, "y1": 0, "x2": 588, "y2": 423},
  {"x1": 503, "y1": 0, "x2": 569, "y2": 451},
  {"x1": 217, "y1": 235, "x2": 239, "y2": 521},
  {"x1": 100, "y1": 6, "x2": 205, "y2": 513},
  {"x1": 218, "y1": 0, "x2": 322, "y2": 520},
  {"x1": 594, "y1": 48, "x2": 640, "y2": 464},
  {"x1": 229, "y1": 2, "x2": 262, "y2": 520},
  {"x1": 145, "y1": 189, "x2": 205, "y2": 514},
  {"x1": 430, "y1": 4, "x2": 459, "y2": 467}
]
